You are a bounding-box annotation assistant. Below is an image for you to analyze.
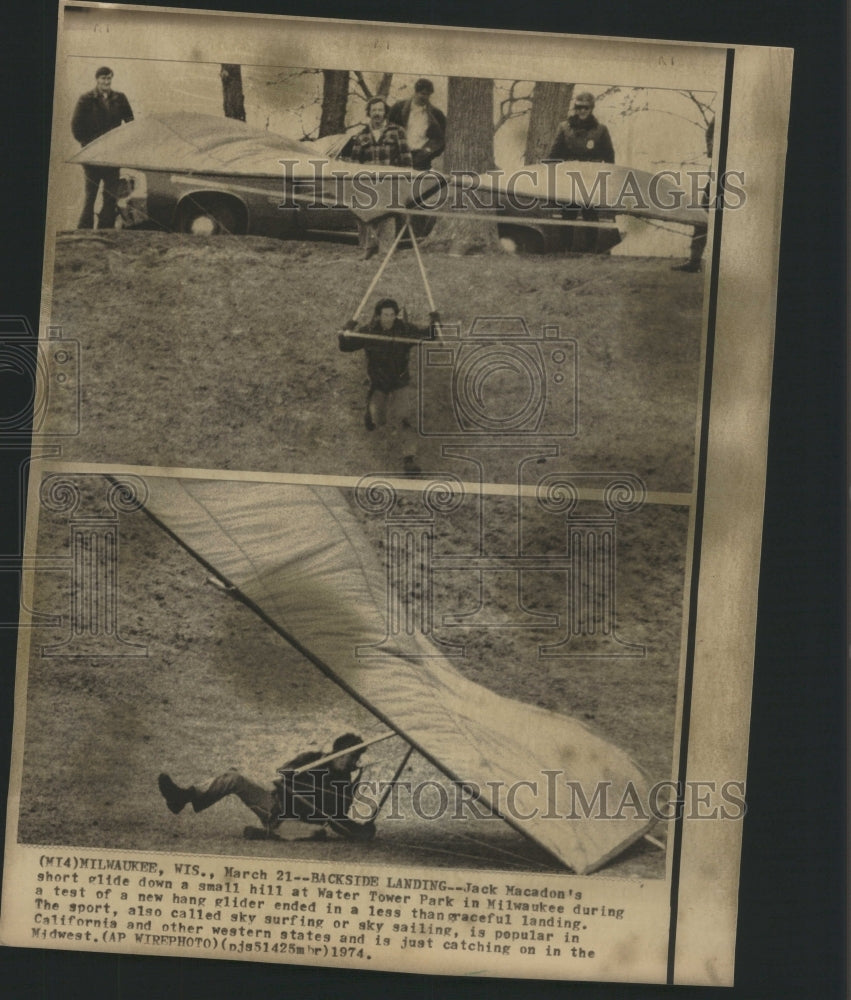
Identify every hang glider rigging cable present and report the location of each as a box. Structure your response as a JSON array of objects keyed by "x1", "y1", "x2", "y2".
[{"x1": 340, "y1": 216, "x2": 440, "y2": 338}]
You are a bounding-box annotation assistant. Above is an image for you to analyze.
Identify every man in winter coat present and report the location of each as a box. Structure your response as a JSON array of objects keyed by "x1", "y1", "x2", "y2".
[
  {"x1": 547, "y1": 92, "x2": 615, "y2": 252},
  {"x1": 71, "y1": 66, "x2": 134, "y2": 229},
  {"x1": 388, "y1": 78, "x2": 447, "y2": 171},
  {"x1": 339, "y1": 297, "x2": 439, "y2": 475}
]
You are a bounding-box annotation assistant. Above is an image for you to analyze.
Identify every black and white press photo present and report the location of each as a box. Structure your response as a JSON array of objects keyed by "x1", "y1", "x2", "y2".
[{"x1": 0, "y1": 3, "x2": 791, "y2": 988}]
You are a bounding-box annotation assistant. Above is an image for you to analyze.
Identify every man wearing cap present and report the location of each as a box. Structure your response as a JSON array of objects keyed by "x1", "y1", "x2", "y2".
[
  {"x1": 71, "y1": 67, "x2": 134, "y2": 229},
  {"x1": 157, "y1": 732, "x2": 376, "y2": 841},
  {"x1": 389, "y1": 78, "x2": 447, "y2": 171},
  {"x1": 547, "y1": 92, "x2": 615, "y2": 164},
  {"x1": 547, "y1": 92, "x2": 615, "y2": 252}
]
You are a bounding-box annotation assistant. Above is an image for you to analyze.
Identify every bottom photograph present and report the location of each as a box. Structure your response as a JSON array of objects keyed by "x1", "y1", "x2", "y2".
[{"x1": 3, "y1": 469, "x2": 692, "y2": 981}]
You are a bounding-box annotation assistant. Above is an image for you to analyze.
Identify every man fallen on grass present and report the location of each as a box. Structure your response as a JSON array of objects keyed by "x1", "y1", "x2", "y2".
[{"x1": 157, "y1": 732, "x2": 375, "y2": 842}]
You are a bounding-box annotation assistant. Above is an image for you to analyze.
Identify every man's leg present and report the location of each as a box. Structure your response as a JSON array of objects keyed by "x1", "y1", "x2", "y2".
[
  {"x1": 574, "y1": 208, "x2": 599, "y2": 254},
  {"x1": 364, "y1": 388, "x2": 376, "y2": 431},
  {"x1": 673, "y1": 182, "x2": 709, "y2": 272},
  {"x1": 97, "y1": 167, "x2": 121, "y2": 229},
  {"x1": 368, "y1": 389, "x2": 389, "y2": 429},
  {"x1": 359, "y1": 221, "x2": 378, "y2": 260},
  {"x1": 560, "y1": 207, "x2": 579, "y2": 252},
  {"x1": 388, "y1": 384, "x2": 420, "y2": 473},
  {"x1": 374, "y1": 215, "x2": 396, "y2": 255},
  {"x1": 671, "y1": 223, "x2": 707, "y2": 272},
  {"x1": 325, "y1": 817, "x2": 377, "y2": 841},
  {"x1": 158, "y1": 770, "x2": 278, "y2": 828},
  {"x1": 78, "y1": 165, "x2": 101, "y2": 230}
]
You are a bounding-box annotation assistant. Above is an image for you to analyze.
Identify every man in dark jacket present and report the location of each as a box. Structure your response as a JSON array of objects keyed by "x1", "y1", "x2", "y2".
[
  {"x1": 71, "y1": 66, "x2": 134, "y2": 229},
  {"x1": 388, "y1": 78, "x2": 447, "y2": 171},
  {"x1": 157, "y1": 732, "x2": 376, "y2": 841},
  {"x1": 546, "y1": 92, "x2": 615, "y2": 253},
  {"x1": 547, "y1": 91, "x2": 615, "y2": 164},
  {"x1": 339, "y1": 298, "x2": 439, "y2": 475}
]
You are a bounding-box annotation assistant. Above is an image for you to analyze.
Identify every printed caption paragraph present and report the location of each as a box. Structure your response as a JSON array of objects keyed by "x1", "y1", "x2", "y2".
[{"x1": 27, "y1": 852, "x2": 650, "y2": 971}]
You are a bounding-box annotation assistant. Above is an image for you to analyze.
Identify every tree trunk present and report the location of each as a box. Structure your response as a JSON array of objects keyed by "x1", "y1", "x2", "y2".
[
  {"x1": 319, "y1": 70, "x2": 349, "y2": 137},
  {"x1": 524, "y1": 81, "x2": 574, "y2": 164},
  {"x1": 440, "y1": 77, "x2": 500, "y2": 254},
  {"x1": 220, "y1": 64, "x2": 246, "y2": 122}
]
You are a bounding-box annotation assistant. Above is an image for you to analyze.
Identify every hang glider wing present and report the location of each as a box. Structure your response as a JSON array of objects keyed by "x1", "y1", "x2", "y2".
[
  {"x1": 68, "y1": 112, "x2": 442, "y2": 221},
  {"x1": 69, "y1": 111, "x2": 325, "y2": 176},
  {"x1": 142, "y1": 477, "x2": 657, "y2": 874},
  {"x1": 473, "y1": 162, "x2": 708, "y2": 228}
]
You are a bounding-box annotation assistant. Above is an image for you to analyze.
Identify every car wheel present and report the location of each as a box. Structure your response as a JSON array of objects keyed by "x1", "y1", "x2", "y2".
[
  {"x1": 177, "y1": 197, "x2": 245, "y2": 236},
  {"x1": 497, "y1": 224, "x2": 546, "y2": 254}
]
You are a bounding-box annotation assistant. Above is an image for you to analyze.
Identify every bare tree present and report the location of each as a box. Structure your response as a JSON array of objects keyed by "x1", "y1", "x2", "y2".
[
  {"x1": 352, "y1": 71, "x2": 393, "y2": 102},
  {"x1": 220, "y1": 64, "x2": 246, "y2": 122},
  {"x1": 318, "y1": 70, "x2": 349, "y2": 137},
  {"x1": 524, "y1": 81, "x2": 574, "y2": 164},
  {"x1": 438, "y1": 77, "x2": 500, "y2": 254},
  {"x1": 493, "y1": 80, "x2": 534, "y2": 133}
]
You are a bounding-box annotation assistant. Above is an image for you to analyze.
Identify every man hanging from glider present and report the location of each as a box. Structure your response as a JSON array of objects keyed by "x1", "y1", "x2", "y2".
[
  {"x1": 338, "y1": 297, "x2": 440, "y2": 476},
  {"x1": 337, "y1": 214, "x2": 442, "y2": 476},
  {"x1": 157, "y1": 732, "x2": 378, "y2": 842}
]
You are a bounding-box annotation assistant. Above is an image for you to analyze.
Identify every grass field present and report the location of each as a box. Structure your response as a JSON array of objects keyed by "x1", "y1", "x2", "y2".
[
  {"x1": 16, "y1": 473, "x2": 689, "y2": 879},
  {"x1": 15, "y1": 232, "x2": 704, "y2": 877},
  {"x1": 46, "y1": 230, "x2": 704, "y2": 491}
]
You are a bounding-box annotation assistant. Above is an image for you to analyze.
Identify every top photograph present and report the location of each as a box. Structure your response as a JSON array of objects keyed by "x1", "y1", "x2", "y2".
[{"x1": 37, "y1": 6, "x2": 731, "y2": 492}]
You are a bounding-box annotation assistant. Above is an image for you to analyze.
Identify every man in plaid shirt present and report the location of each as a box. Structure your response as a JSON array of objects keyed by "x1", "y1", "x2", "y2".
[
  {"x1": 344, "y1": 96, "x2": 412, "y2": 258},
  {"x1": 347, "y1": 96, "x2": 413, "y2": 167}
]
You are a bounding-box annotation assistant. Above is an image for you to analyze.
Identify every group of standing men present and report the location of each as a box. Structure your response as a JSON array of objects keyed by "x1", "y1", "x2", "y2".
[
  {"x1": 341, "y1": 77, "x2": 446, "y2": 259},
  {"x1": 343, "y1": 76, "x2": 447, "y2": 172},
  {"x1": 70, "y1": 69, "x2": 707, "y2": 273}
]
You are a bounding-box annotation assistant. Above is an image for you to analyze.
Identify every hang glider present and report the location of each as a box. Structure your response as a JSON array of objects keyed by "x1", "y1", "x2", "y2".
[
  {"x1": 68, "y1": 112, "x2": 443, "y2": 225},
  {"x1": 475, "y1": 161, "x2": 708, "y2": 228},
  {"x1": 69, "y1": 110, "x2": 324, "y2": 176},
  {"x1": 140, "y1": 477, "x2": 658, "y2": 874},
  {"x1": 312, "y1": 131, "x2": 708, "y2": 228},
  {"x1": 69, "y1": 113, "x2": 705, "y2": 236}
]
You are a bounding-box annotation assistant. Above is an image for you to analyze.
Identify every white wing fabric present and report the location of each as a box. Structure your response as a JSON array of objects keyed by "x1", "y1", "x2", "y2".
[
  {"x1": 143, "y1": 478, "x2": 656, "y2": 873},
  {"x1": 68, "y1": 112, "x2": 435, "y2": 221},
  {"x1": 475, "y1": 161, "x2": 708, "y2": 227}
]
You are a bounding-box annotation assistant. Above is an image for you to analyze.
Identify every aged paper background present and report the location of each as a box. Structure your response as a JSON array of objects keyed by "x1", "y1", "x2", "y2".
[{"x1": 0, "y1": 2, "x2": 792, "y2": 988}]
